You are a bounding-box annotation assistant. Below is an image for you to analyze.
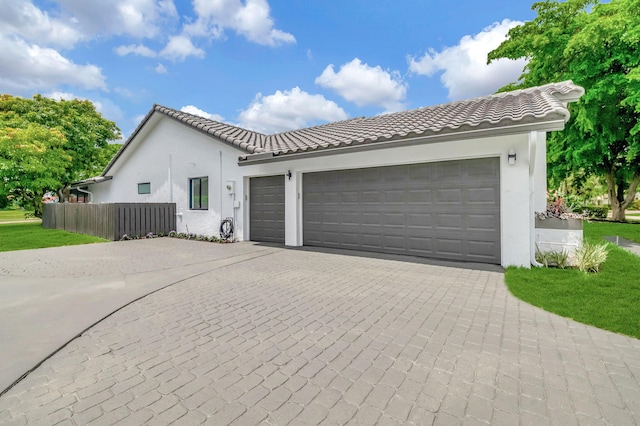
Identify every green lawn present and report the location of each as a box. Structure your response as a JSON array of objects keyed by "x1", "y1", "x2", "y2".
[
  {"x1": 505, "y1": 221, "x2": 640, "y2": 339},
  {"x1": 0, "y1": 209, "x2": 37, "y2": 222},
  {"x1": 0, "y1": 222, "x2": 107, "y2": 252}
]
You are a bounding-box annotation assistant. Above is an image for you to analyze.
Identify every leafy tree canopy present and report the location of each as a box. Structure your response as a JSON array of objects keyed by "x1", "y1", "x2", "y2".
[
  {"x1": 488, "y1": 0, "x2": 640, "y2": 220},
  {"x1": 0, "y1": 94, "x2": 121, "y2": 214}
]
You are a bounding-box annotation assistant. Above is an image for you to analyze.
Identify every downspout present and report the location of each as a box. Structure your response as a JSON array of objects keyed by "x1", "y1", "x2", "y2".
[
  {"x1": 76, "y1": 187, "x2": 93, "y2": 203},
  {"x1": 529, "y1": 132, "x2": 543, "y2": 267},
  {"x1": 169, "y1": 153, "x2": 173, "y2": 203},
  {"x1": 219, "y1": 151, "x2": 223, "y2": 217}
]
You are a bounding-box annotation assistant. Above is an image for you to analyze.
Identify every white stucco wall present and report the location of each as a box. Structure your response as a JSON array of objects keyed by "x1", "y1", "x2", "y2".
[
  {"x1": 91, "y1": 116, "x2": 247, "y2": 238},
  {"x1": 90, "y1": 114, "x2": 547, "y2": 267}
]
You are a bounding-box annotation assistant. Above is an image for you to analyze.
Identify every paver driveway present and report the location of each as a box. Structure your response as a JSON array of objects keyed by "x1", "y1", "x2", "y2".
[{"x1": 1, "y1": 239, "x2": 639, "y2": 425}]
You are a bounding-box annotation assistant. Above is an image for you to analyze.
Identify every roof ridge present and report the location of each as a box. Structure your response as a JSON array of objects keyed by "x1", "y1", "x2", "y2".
[
  {"x1": 153, "y1": 105, "x2": 268, "y2": 138},
  {"x1": 153, "y1": 105, "x2": 267, "y2": 155}
]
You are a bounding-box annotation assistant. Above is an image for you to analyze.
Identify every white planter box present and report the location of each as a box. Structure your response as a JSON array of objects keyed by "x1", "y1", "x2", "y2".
[{"x1": 535, "y1": 218, "x2": 583, "y2": 265}]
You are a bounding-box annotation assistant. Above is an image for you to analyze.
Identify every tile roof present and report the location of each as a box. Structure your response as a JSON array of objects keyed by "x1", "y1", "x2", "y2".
[
  {"x1": 104, "y1": 80, "x2": 583, "y2": 174},
  {"x1": 154, "y1": 106, "x2": 268, "y2": 154},
  {"x1": 256, "y1": 81, "x2": 583, "y2": 158}
]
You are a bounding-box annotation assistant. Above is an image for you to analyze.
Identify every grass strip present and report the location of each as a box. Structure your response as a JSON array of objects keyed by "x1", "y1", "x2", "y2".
[
  {"x1": 0, "y1": 222, "x2": 107, "y2": 252},
  {"x1": 505, "y1": 221, "x2": 640, "y2": 339},
  {"x1": 0, "y1": 209, "x2": 34, "y2": 222}
]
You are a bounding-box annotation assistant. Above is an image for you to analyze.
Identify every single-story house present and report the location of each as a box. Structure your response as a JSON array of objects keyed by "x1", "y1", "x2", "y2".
[{"x1": 74, "y1": 81, "x2": 584, "y2": 267}]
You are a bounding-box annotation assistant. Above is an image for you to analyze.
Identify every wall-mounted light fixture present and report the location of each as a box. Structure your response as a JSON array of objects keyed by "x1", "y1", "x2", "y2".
[
  {"x1": 508, "y1": 148, "x2": 517, "y2": 165},
  {"x1": 286, "y1": 170, "x2": 292, "y2": 180}
]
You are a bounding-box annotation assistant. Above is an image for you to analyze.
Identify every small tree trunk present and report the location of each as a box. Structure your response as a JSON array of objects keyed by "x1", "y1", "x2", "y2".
[
  {"x1": 605, "y1": 171, "x2": 640, "y2": 222},
  {"x1": 611, "y1": 204, "x2": 626, "y2": 221},
  {"x1": 31, "y1": 197, "x2": 43, "y2": 218}
]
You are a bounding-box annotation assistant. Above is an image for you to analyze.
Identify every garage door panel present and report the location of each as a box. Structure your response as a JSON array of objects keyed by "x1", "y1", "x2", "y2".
[
  {"x1": 468, "y1": 188, "x2": 499, "y2": 204},
  {"x1": 468, "y1": 214, "x2": 500, "y2": 231},
  {"x1": 303, "y1": 158, "x2": 500, "y2": 263},
  {"x1": 406, "y1": 189, "x2": 434, "y2": 203},
  {"x1": 435, "y1": 238, "x2": 463, "y2": 256},
  {"x1": 361, "y1": 234, "x2": 384, "y2": 247},
  {"x1": 436, "y1": 162, "x2": 462, "y2": 178},
  {"x1": 467, "y1": 240, "x2": 500, "y2": 256},
  {"x1": 436, "y1": 188, "x2": 463, "y2": 203},
  {"x1": 467, "y1": 159, "x2": 500, "y2": 177},
  {"x1": 408, "y1": 164, "x2": 436, "y2": 180},
  {"x1": 435, "y1": 214, "x2": 464, "y2": 230},
  {"x1": 383, "y1": 213, "x2": 405, "y2": 226},
  {"x1": 250, "y1": 176, "x2": 285, "y2": 244}
]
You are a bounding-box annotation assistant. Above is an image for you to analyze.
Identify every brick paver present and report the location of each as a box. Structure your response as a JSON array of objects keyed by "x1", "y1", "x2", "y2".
[{"x1": 1, "y1": 240, "x2": 640, "y2": 425}]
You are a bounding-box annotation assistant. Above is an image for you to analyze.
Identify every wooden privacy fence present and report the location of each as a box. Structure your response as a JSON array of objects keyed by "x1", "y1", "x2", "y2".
[{"x1": 43, "y1": 203, "x2": 176, "y2": 241}]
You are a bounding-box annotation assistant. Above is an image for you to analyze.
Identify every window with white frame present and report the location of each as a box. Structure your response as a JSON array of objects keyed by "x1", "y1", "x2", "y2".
[{"x1": 189, "y1": 177, "x2": 208, "y2": 210}]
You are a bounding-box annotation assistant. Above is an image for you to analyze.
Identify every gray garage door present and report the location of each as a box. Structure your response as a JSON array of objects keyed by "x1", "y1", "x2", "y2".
[
  {"x1": 303, "y1": 158, "x2": 501, "y2": 263},
  {"x1": 250, "y1": 175, "x2": 285, "y2": 243}
]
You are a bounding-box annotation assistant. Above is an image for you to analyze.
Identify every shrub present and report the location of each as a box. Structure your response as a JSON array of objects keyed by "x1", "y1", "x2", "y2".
[
  {"x1": 535, "y1": 246, "x2": 551, "y2": 267},
  {"x1": 536, "y1": 193, "x2": 585, "y2": 220},
  {"x1": 535, "y1": 246, "x2": 569, "y2": 269},
  {"x1": 548, "y1": 250, "x2": 569, "y2": 269},
  {"x1": 575, "y1": 241, "x2": 609, "y2": 273},
  {"x1": 577, "y1": 205, "x2": 609, "y2": 219},
  {"x1": 167, "y1": 230, "x2": 222, "y2": 243}
]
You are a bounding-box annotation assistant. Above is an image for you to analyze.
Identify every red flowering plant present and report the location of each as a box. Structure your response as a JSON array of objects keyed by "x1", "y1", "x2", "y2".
[{"x1": 536, "y1": 191, "x2": 585, "y2": 220}]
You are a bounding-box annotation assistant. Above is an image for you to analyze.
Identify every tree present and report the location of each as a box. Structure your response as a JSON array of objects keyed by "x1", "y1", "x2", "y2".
[
  {"x1": 0, "y1": 125, "x2": 71, "y2": 216},
  {"x1": 488, "y1": 0, "x2": 640, "y2": 221},
  {"x1": 0, "y1": 95, "x2": 121, "y2": 214}
]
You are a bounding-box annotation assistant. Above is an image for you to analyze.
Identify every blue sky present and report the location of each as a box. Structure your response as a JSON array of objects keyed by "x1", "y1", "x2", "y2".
[{"x1": 0, "y1": 0, "x2": 536, "y2": 139}]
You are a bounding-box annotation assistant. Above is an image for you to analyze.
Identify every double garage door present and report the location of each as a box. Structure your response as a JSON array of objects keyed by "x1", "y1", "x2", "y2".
[{"x1": 251, "y1": 158, "x2": 501, "y2": 263}]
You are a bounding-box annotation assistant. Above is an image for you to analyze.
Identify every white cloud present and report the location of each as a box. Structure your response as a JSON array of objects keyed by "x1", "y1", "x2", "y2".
[
  {"x1": 0, "y1": 0, "x2": 81, "y2": 48},
  {"x1": 186, "y1": 0, "x2": 295, "y2": 46},
  {"x1": 44, "y1": 91, "x2": 125, "y2": 123},
  {"x1": 180, "y1": 105, "x2": 225, "y2": 122},
  {"x1": 56, "y1": 0, "x2": 178, "y2": 39},
  {"x1": 115, "y1": 44, "x2": 157, "y2": 57},
  {"x1": 315, "y1": 58, "x2": 407, "y2": 112},
  {"x1": 238, "y1": 87, "x2": 348, "y2": 134},
  {"x1": 409, "y1": 19, "x2": 527, "y2": 100},
  {"x1": 45, "y1": 91, "x2": 103, "y2": 113},
  {"x1": 155, "y1": 63, "x2": 168, "y2": 74},
  {"x1": 0, "y1": 34, "x2": 106, "y2": 92},
  {"x1": 160, "y1": 35, "x2": 206, "y2": 61}
]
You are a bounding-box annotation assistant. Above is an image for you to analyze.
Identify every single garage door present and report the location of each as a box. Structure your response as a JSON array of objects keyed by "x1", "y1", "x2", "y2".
[
  {"x1": 303, "y1": 158, "x2": 501, "y2": 263},
  {"x1": 250, "y1": 175, "x2": 285, "y2": 243}
]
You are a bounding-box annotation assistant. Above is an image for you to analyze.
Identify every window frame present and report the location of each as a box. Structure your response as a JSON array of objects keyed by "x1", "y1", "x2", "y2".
[
  {"x1": 137, "y1": 182, "x2": 151, "y2": 195},
  {"x1": 189, "y1": 176, "x2": 209, "y2": 210}
]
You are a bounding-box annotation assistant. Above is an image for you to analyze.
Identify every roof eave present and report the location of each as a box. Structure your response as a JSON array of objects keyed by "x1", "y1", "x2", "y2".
[
  {"x1": 101, "y1": 106, "x2": 159, "y2": 176},
  {"x1": 238, "y1": 119, "x2": 567, "y2": 166},
  {"x1": 70, "y1": 175, "x2": 114, "y2": 188}
]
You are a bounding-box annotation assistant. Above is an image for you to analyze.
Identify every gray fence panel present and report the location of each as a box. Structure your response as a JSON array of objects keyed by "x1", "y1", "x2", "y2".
[{"x1": 42, "y1": 203, "x2": 175, "y2": 241}]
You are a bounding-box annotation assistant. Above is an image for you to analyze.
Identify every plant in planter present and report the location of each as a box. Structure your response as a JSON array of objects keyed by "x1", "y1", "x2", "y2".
[{"x1": 535, "y1": 193, "x2": 585, "y2": 266}]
